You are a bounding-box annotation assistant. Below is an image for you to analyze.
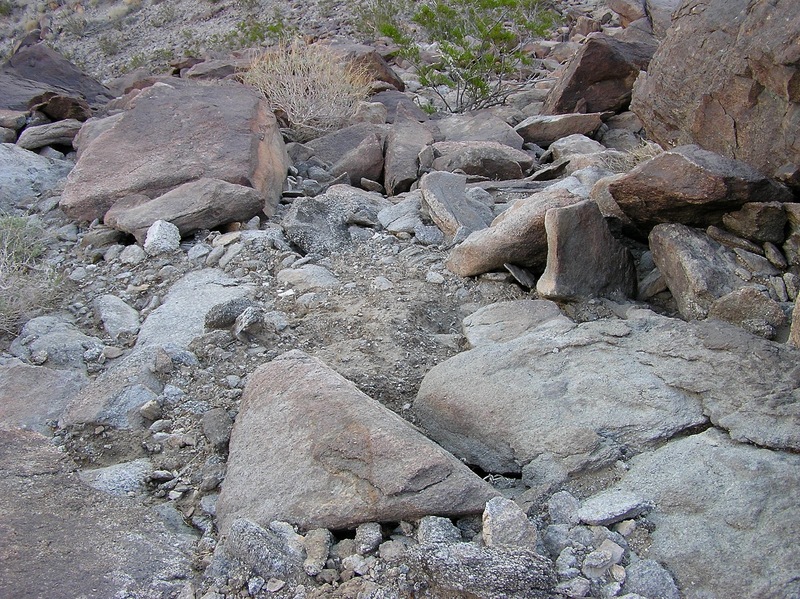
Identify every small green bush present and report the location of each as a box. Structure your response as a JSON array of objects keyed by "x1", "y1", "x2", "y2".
[
  {"x1": 0, "y1": 216, "x2": 64, "y2": 335},
  {"x1": 0, "y1": 1, "x2": 14, "y2": 18},
  {"x1": 241, "y1": 39, "x2": 373, "y2": 142},
  {"x1": 356, "y1": 0, "x2": 559, "y2": 113}
]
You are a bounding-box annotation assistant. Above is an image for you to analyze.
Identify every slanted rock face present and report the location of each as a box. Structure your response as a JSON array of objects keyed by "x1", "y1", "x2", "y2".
[
  {"x1": 615, "y1": 429, "x2": 800, "y2": 599},
  {"x1": 419, "y1": 171, "x2": 493, "y2": 241},
  {"x1": 608, "y1": 145, "x2": 793, "y2": 231},
  {"x1": 631, "y1": 0, "x2": 800, "y2": 183},
  {"x1": 0, "y1": 143, "x2": 72, "y2": 212},
  {"x1": 542, "y1": 33, "x2": 657, "y2": 115},
  {"x1": 216, "y1": 350, "x2": 498, "y2": 533},
  {"x1": 60, "y1": 81, "x2": 289, "y2": 222}
]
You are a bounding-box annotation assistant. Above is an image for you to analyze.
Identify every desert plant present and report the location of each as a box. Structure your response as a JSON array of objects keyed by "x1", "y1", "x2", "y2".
[
  {"x1": 356, "y1": 0, "x2": 559, "y2": 113},
  {"x1": 0, "y1": 1, "x2": 14, "y2": 17},
  {"x1": 241, "y1": 39, "x2": 373, "y2": 142},
  {"x1": 0, "y1": 215, "x2": 64, "y2": 335}
]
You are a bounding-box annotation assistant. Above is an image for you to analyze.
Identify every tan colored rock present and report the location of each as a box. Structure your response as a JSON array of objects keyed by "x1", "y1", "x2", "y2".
[
  {"x1": 446, "y1": 187, "x2": 582, "y2": 276},
  {"x1": 514, "y1": 113, "x2": 604, "y2": 147},
  {"x1": 60, "y1": 81, "x2": 288, "y2": 222},
  {"x1": 16, "y1": 119, "x2": 82, "y2": 150},
  {"x1": 216, "y1": 350, "x2": 498, "y2": 532},
  {"x1": 709, "y1": 287, "x2": 787, "y2": 339},
  {"x1": 608, "y1": 145, "x2": 792, "y2": 231}
]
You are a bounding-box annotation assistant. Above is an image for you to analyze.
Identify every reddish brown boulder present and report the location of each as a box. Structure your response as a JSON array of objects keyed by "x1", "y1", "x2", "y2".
[
  {"x1": 60, "y1": 81, "x2": 288, "y2": 222},
  {"x1": 608, "y1": 145, "x2": 793, "y2": 231},
  {"x1": 542, "y1": 33, "x2": 657, "y2": 115},
  {"x1": 631, "y1": 0, "x2": 800, "y2": 183}
]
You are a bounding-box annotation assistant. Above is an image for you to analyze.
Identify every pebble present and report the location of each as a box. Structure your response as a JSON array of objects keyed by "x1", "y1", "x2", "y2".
[
  {"x1": 426, "y1": 271, "x2": 445, "y2": 284},
  {"x1": 265, "y1": 578, "x2": 285, "y2": 593},
  {"x1": 355, "y1": 522, "x2": 384, "y2": 555},
  {"x1": 577, "y1": 491, "x2": 653, "y2": 526}
]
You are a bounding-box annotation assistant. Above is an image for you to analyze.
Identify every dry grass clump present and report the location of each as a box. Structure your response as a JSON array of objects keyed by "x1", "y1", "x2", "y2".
[
  {"x1": 0, "y1": 215, "x2": 64, "y2": 336},
  {"x1": 601, "y1": 139, "x2": 664, "y2": 173},
  {"x1": 241, "y1": 39, "x2": 373, "y2": 142}
]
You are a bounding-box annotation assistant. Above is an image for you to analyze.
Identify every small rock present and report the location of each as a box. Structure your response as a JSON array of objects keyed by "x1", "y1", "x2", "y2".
[
  {"x1": 577, "y1": 491, "x2": 653, "y2": 526},
  {"x1": 139, "y1": 399, "x2": 162, "y2": 421},
  {"x1": 482, "y1": 496, "x2": 538, "y2": 549},
  {"x1": 417, "y1": 516, "x2": 462, "y2": 545},
  {"x1": 555, "y1": 577, "x2": 591, "y2": 598},
  {"x1": 303, "y1": 528, "x2": 333, "y2": 576},
  {"x1": 548, "y1": 491, "x2": 581, "y2": 526},
  {"x1": 202, "y1": 408, "x2": 233, "y2": 453},
  {"x1": 621, "y1": 559, "x2": 680, "y2": 599},
  {"x1": 143, "y1": 220, "x2": 181, "y2": 256},
  {"x1": 265, "y1": 578, "x2": 285, "y2": 593},
  {"x1": 355, "y1": 522, "x2": 383, "y2": 555}
]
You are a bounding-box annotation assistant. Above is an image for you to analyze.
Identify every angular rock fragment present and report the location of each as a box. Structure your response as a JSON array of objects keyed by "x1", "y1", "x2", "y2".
[
  {"x1": 431, "y1": 141, "x2": 534, "y2": 180},
  {"x1": 514, "y1": 113, "x2": 604, "y2": 147},
  {"x1": 420, "y1": 171, "x2": 493, "y2": 241},
  {"x1": 384, "y1": 115, "x2": 433, "y2": 196}
]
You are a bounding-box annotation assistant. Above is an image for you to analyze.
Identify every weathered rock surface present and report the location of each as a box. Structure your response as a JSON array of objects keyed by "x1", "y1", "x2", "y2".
[
  {"x1": 646, "y1": 0, "x2": 681, "y2": 38},
  {"x1": 217, "y1": 350, "x2": 498, "y2": 532},
  {"x1": 104, "y1": 178, "x2": 266, "y2": 243},
  {"x1": 0, "y1": 143, "x2": 72, "y2": 211},
  {"x1": 615, "y1": 429, "x2": 800, "y2": 599},
  {"x1": 15, "y1": 118, "x2": 83, "y2": 150},
  {"x1": 431, "y1": 141, "x2": 535, "y2": 180},
  {"x1": 514, "y1": 113, "x2": 604, "y2": 147},
  {"x1": 305, "y1": 122, "x2": 386, "y2": 185},
  {"x1": 9, "y1": 315, "x2": 103, "y2": 374},
  {"x1": 649, "y1": 223, "x2": 744, "y2": 320},
  {"x1": 0, "y1": 429, "x2": 193, "y2": 598},
  {"x1": 709, "y1": 286, "x2": 787, "y2": 339},
  {"x1": 446, "y1": 187, "x2": 583, "y2": 276},
  {"x1": 462, "y1": 300, "x2": 568, "y2": 348},
  {"x1": 0, "y1": 359, "x2": 87, "y2": 434},
  {"x1": 435, "y1": 112, "x2": 524, "y2": 149},
  {"x1": 608, "y1": 145, "x2": 793, "y2": 231},
  {"x1": 631, "y1": 0, "x2": 800, "y2": 182},
  {"x1": 536, "y1": 200, "x2": 637, "y2": 301},
  {"x1": 420, "y1": 171, "x2": 493, "y2": 241},
  {"x1": 542, "y1": 33, "x2": 657, "y2": 115},
  {"x1": 721, "y1": 201, "x2": 787, "y2": 244},
  {"x1": 92, "y1": 294, "x2": 140, "y2": 340},
  {"x1": 384, "y1": 115, "x2": 433, "y2": 196},
  {"x1": 415, "y1": 307, "x2": 800, "y2": 479},
  {"x1": 60, "y1": 81, "x2": 288, "y2": 222}
]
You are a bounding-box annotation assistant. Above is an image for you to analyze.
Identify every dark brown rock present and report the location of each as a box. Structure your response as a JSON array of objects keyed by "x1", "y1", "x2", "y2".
[
  {"x1": 536, "y1": 200, "x2": 637, "y2": 301},
  {"x1": 325, "y1": 42, "x2": 405, "y2": 92},
  {"x1": 306, "y1": 122, "x2": 387, "y2": 186},
  {"x1": 608, "y1": 145, "x2": 793, "y2": 231},
  {"x1": 542, "y1": 33, "x2": 657, "y2": 115},
  {"x1": 446, "y1": 187, "x2": 583, "y2": 276},
  {"x1": 216, "y1": 350, "x2": 498, "y2": 532},
  {"x1": 371, "y1": 90, "x2": 428, "y2": 123},
  {"x1": 29, "y1": 91, "x2": 91, "y2": 121},
  {"x1": 104, "y1": 178, "x2": 266, "y2": 243},
  {"x1": 60, "y1": 81, "x2": 288, "y2": 222},
  {"x1": 709, "y1": 287, "x2": 787, "y2": 339},
  {"x1": 631, "y1": 0, "x2": 800, "y2": 181},
  {"x1": 722, "y1": 202, "x2": 788, "y2": 244}
]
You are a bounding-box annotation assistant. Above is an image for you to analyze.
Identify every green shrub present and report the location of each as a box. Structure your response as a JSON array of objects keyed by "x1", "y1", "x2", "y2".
[
  {"x1": 0, "y1": 1, "x2": 14, "y2": 18},
  {"x1": 356, "y1": 0, "x2": 559, "y2": 113},
  {"x1": 0, "y1": 216, "x2": 64, "y2": 335},
  {"x1": 241, "y1": 39, "x2": 373, "y2": 142}
]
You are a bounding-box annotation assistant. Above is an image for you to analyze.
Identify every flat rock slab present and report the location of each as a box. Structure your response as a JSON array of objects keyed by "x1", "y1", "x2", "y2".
[
  {"x1": 462, "y1": 300, "x2": 568, "y2": 348},
  {"x1": 435, "y1": 112, "x2": 524, "y2": 149},
  {"x1": 0, "y1": 143, "x2": 72, "y2": 211},
  {"x1": 514, "y1": 113, "x2": 604, "y2": 147},
  {"x1": 415, "y1": 308, "x2": 800, "y2": 476},
  {"x1": 0, "y1": 358, "x2": 87, "y2": 434},
  {"x1": 60, "y1": 81, "x2": 288, "y2": 222},
  {"x1": 16, "y1": 118, "x2": 83, "y2": 150},
  {"x1": 615, "y1": 429, "x2": 800, "y2": 599},
  {"x1": 217, "y1": 350, "x2": 498, "y2": 532},
  {"x1": 431, "y1": 141, "x2": 534, "y2": 180},
  {"x1": 0, "y1": 429, "x2": 194, "y2": 598},
  {"x1": 420, "y1": 171, "x2": 493, "y2": 241},
  {"x1": 608, "y1": 145, "x2": 793, "y2": 231},
  {"x1": 446, "y1": 187, "x2": 583, "y2": 276}
]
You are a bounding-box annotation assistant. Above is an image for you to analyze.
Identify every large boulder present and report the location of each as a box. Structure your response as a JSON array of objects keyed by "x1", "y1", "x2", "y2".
[
  {"x1": 608, "y1": 145, "x2": 793, "y2": 231},
  {"x1": 60, "y1": 81, "x2": 288, "y2": 222},
  {"x1": 615, "y1": 429, "x2": 800, "y2": 599},
  {"x1": 446, "y1": 187, "x2": 583, "y2": 276},
  {"x1": 414, "y1": 307, "x2": 800, "y2": 479},
  {"x1": 104, "y1": 178, "x2": 265, "y2": 243},
  {"x1": 431, "y1": 141, "x2": 535, "y2": 180},
  {"x1": 542, "y1": 33, "x2": 657, "y2": 115},
  {"x1": 0, "y1": 143, "x2": 72, "y2": 211},
  {"x1": 435, "y1": 112, "x2": 524, "y2": 149},
  {"x1": 536, "y1": 200, "x2": 637, "y2": 301},
  {"x1": 305, "y1": 122, "x2": 387, "y2": 185},
  {"x1": 514, "y1": 113, "x2": 604, "y2": 147},
  {"x1": 631, "y1": 0, "x2": 800, "y2": 183},
  {"x1": 216, "y1": 350, "x2": 498, "y2": 532}
]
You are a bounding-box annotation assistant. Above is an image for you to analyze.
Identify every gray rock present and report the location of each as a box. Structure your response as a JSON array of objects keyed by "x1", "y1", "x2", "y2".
[
  {"x1": 305, "y1": 123, "x2": 386, "y2": 185},
  {"x1": 417, "y1": 516, "x2": 462, "y2": 545},
  {"x1": 546, "y1": 134, "x2": 606, "y2": 160},
  {"x1": 482, "y1": 496, "x2": 538, "y2": 549},
  {"x1": 143, "y1": 219, "x2": 180, "y2": 256},
  {"x1": 216, "y1": 351, "x2": 497, "y2": 532},
  {"x1": 621, "y1": 559, "x2": 679, "y2": 599},
  {"x1": 420, "y1": 171, "x2": 493, "y2": 241},
  {"x1": 79, "y1": 458, "x2": 153, "y2": 496},
  {"x1": 435, "y1": 112, "x2": 524, "y2": 149},
  {"x1": 204, "y1": 298, "x2": 257, "y2": 330},
  {"x1": 548, "y1": 491, "x2": 581, "y2": 526},
  {"x1": 615, "y1": 429, "x2": 800, "y2": 599},
  {"x1": 92, "y1": 294, "x2": 140, "y2": 340},
  {"x1": 276, "y1": 264, "x2": 340, "y2": 293},
  {"x1": 646, "y1": 0, "x2": 681, "y2": 38},
  {"x1": 384, "y1": 115, "x2": 433, "y2": 196},
  {"x1": 555, "y1": 576, "x2": 591, "y2": 598},
  {"x1": 0, "y1": 358, "x2": 87, "y2": 434},
  {"x1": 354, "y1": 522, "x2": 383, "y2": 555},
  {"x1": 431, "y1": 141, "x2": 535, "y2": 180},
  {"x1": 577, "y1": 491, "x2": 653, "y2": 526},
  {"x1": 10, "y1": 315, "x2": 104, "y2": 374},
  {"x1": 650, "y1": 223, "x2": 744, "y2": 320},
  {"x1": 202, "y1": 408, "x2": 233, "y2": 453},
  {"x1": 303, "y1": 528, "x2": 333, "y2": 576},
  {"x1": 0, "y1": 143, "x2": 72, "y2": 211},
  {"x1": 405, "y1": 542, "x2": 557, "y2": 599},
  {"x1": 378, "y1": 193, "x2": 422, "y2": 231},
  {"x1": 446, "y1": 187, "x2": 583, "y2": 276},
  {"x1": 536, "y1": 200, "x2": 637, "y2": 301},
  {"x1": 136, "y1": 269, "x2": 253, "y2": 350},
  {"x1": 16, "y1": 118, "x2": 83, "y2": 150},
  {"x1": 462, "y1": 300, "x2": 569, "y2": 348},
  {"x1": 514, "y1": 113, "x2": 604, "y2": 147}
]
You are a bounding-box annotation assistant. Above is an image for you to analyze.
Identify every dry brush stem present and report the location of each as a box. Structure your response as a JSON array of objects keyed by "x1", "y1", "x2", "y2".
[{"x1": 241, "y1": 40, "x2": 373, "y2": 142}]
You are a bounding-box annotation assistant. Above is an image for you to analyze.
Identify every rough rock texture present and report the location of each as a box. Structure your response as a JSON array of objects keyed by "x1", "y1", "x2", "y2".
[
  {"x1": 462, "y1": 300, "x2": 566, "y2": 348},
  {"x1": 419, "y1": 171, "x2": 493, "y2": 241},
  {"x1": 217, "y1": 350, "x2": 498, "y2": 533},
  {"x1": 649, "y1": 223, "x2": 744, "y2": 320},
  {"x1": 536, "y1": 200, "x2": 637, "y2": 301},
  {"x1": 305, "y1": 122, "x2": 386, "y2": 185},
  {"x1": 104, "y1": 178, "x2": 266, "y2": 243},
  {"x1": 514, "y1": 113, "x2": 604, "y2": 147},
  {"x1": 435, "y1": 112, "x2": 524, "y2": 149},
  {"x1": 709, "y1": 286, "x2": 787, "y2": 339},
  {"x1": 608, "y1": 145, "x2": 792, "y2": 231},
  {"x1": 15, "y1": 119, "x2": 83, "y2": 150},
  {"x1": 646, "y1": 0, "x2": 681, "y2": 38},
  {"x1": 615, "y1": 429, "x2": 800, "y2": 599},
  {"x1": 542, "y1": 33, "x2": 657, "y2": 115},
  {"x1": 721, "y1": 201, "x2": 787, "y2": 244},
  {"x1": 446, "y1": 187, "x2": 583, "y2": 276},
  {"x1": 431, "y1": 141, "x2": 535, "y2": 180},
  {"x1": 0, "y1": 143, "x2": 72, "y2": 211},
  {"x1": 0, "y1": 359, "x2": 87, "y2": 434},
  {"x1": 384, "y1": 115, "x2": 433, "y2": 196},
  {"x1": 631, "y1": 0, "x2": 800, "y2": 182},
  {"x1": 0, "y1": 429, "x2": 194, "y2": 598},
  {"x1": 415, "y1": 308, "x2": 800, "y2": 478},
  {"x1": 60, "y1": 81, "x2": 288, "y2": 222}
]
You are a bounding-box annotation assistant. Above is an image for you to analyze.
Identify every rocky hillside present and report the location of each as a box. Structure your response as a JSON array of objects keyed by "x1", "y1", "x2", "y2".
[{"x1": 1, "y1": 0, "x2": 799, "y2": 598}]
